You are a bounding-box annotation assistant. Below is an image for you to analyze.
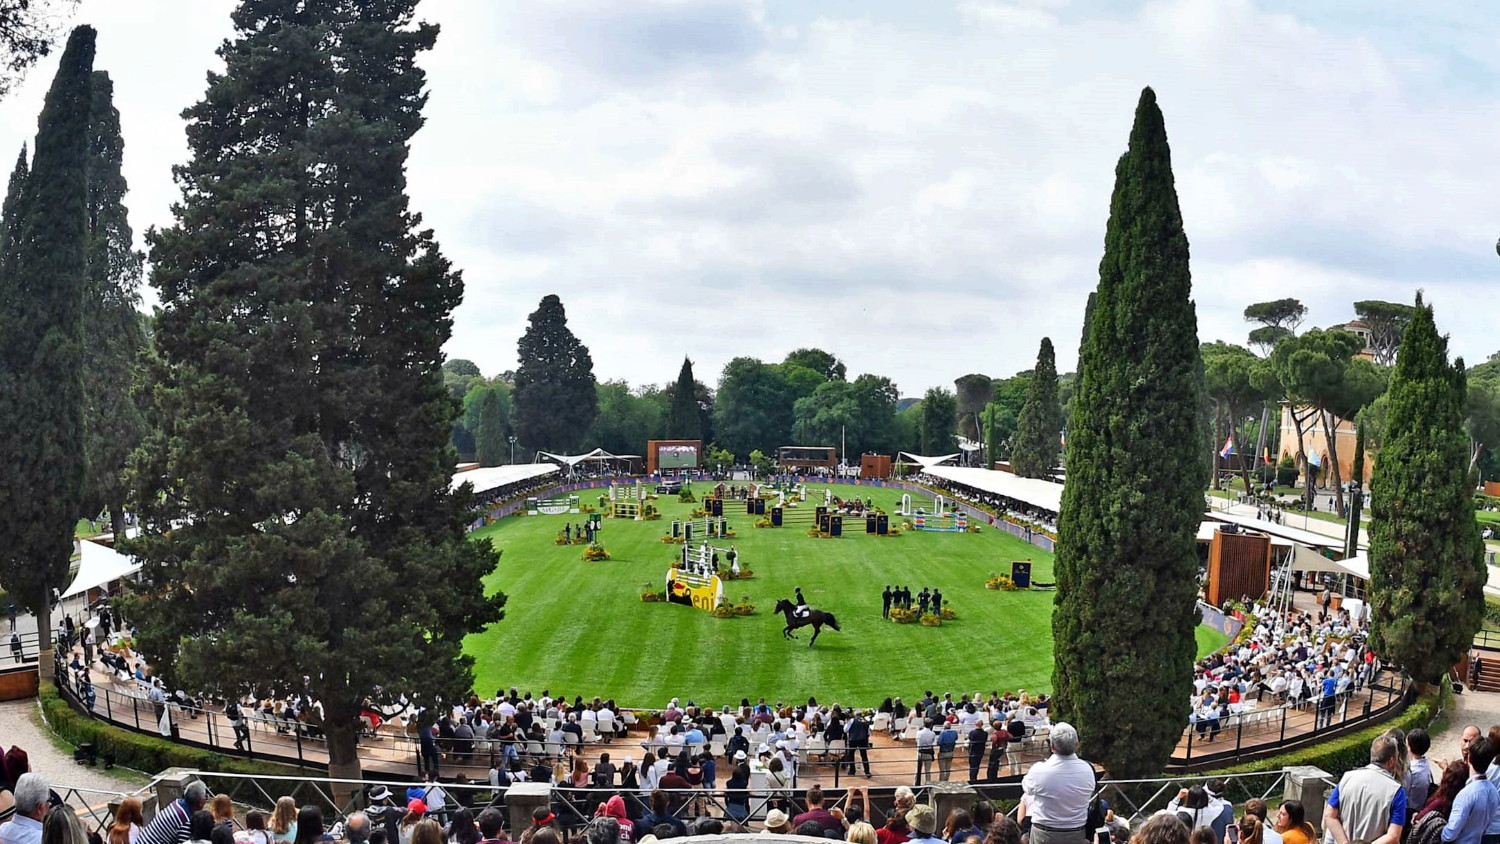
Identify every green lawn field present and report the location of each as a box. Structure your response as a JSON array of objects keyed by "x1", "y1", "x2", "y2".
[{"x1": 464, "y1": 483, "x2": 1223, "y2": 708}]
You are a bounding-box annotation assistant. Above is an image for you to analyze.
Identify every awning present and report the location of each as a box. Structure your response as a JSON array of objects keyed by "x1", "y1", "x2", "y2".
[
  {"x1": 534, "y1": 448, "x2": 641, "y2": 468},
  {"x1": 922, "y1": 465, "x2": 1064, "y2": 514},
  {"x1": 61, "y1": 540, "x2": 140, "y2": 599},
  {"x1": 899, "y1": 452, "x2": 963, "y2": 469},
  {"x1": 450, "y1": 463, "x2": 560, "y2": 495},
  {"x1": 1286, "y1": 544, "x2": 1369, "y2": 580}
]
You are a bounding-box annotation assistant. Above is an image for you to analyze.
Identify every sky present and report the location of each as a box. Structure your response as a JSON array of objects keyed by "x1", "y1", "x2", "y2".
[{"x1": 1, "y1": 0, "x2": 1496, "y2": 397}]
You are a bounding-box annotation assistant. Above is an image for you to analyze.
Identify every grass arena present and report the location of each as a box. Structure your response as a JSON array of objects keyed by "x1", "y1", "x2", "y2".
[{"x1": 463, "y1": 482, "x2": 1228, "y2": 706}]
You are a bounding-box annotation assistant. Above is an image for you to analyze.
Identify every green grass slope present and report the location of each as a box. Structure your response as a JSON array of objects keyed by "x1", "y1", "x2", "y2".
[{"x1": 464, "y1": 483, "x2": 1220, "y2": 707}]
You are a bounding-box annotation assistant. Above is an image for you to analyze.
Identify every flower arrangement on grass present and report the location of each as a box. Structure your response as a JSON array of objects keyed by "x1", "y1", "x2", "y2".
[
  {"x1": 582, "y1": 542, "x2": 611, "y2": 561},
  {"x1": 985, "y1": 572, "x2": 1018, "y2": 591},
  {"x1": 734, "y1": 596, "x2": 756, "y2": 615},
  {"x1": 639, "y1": 586, "x2": 666, "y2": 602},
  {"x1": 712, "y1": 599, "x2": 737, "y2": 619},
  {"x1": 660, "y1": 534, "x2": 685, "y2": 544},
  {"x1": 641, "y1": 503, "x2": 662, "y2": 521},
  {"x1": 805, "y1": 528, "x2": 822, "y2": 538},
  {"x1": 889, "y1": 606, "x2": 917, "y2": 624},
  {"x1": 720, "y1": 568, "x2": 754, "y2": 580},
  {"x1": 919, "y1": 612, "x2": 942, "y2": 627},
  {"x1": 940, "y1": 606, "x2": 956, "y2": 620},
  {"x1": 678, "y1": 489, "x2": 697, "y2": 503},
  {"x1": 754, "y1": 518, "x2": 773, "y2": 528},
  {"x1": 966, "y1": 524, "x2": 983, "y2": 533},
  {"x1": 579, "y1": 505, "x2": 596, "y2": 514}
]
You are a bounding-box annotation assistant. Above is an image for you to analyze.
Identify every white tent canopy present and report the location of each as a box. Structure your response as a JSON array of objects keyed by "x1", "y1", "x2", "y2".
[
  {"x1": 534, "y1": 448, "x2": 641, "y2": 470},
  {"x1": 450, "y1": 463, "x2": 560, "y2": 496},
  {"x1": 899, "y1": 452, "x2": 963, "y2": 469},
  {"x1": 922, "y1": 465, "x2": 1065, "y2": 514},
  {"x1": 61, "y1": 540, "x2": 140, "y2": 599}
]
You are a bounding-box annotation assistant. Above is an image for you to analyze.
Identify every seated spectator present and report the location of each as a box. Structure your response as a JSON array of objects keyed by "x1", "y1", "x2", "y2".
[
  {"x1": 344, "y1": 814, "x2": 371, "y2": 844},
  {"x1": 44, "y1": 806, "x2": 88, "y2": 844},
  {"x1": 187, "y1": 811, "x2": 217, "y2": 844},
  {"x1": 793, "y1": 786, "x2": 843, "y2": 838},
  {"x1": 906, "y1": 806, "x2": 943, "y2": 844},
  {"x1": 474, "y1": 810, "x2": 508, "y2": 844},
  {"x1": 1272, "y1": 801, "x2": 1315, "y2": 844},
  {"x1": 140, "y1": 781, "x2": 209, "y2": 844},
  {"x1": 1241, "y1": 801, "x2": 1280, "y2": 844},
  {"x1": 590, "y1": 798, "x2": 630, "y2": 844},
  {"x1": 637, "y1": 793, "x2": 684, "y2": 840},
  {"x1": 1128, "y1": 816, "x2": 1189, "y2": 844},
  {"x1": 270, "y1": 798, "x2": 298, "y2": 844},
  {"x1": 762, "y1": 810, "x2": 792, "y2": 836}
]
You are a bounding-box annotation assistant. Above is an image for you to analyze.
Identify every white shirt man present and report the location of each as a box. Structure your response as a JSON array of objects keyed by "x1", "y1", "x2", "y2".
[{"x1": 1021, "y1": 722, "x2": 1094, "y2": 844}]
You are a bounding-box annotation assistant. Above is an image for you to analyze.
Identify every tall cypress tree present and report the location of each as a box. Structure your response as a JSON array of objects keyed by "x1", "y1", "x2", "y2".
[
  {"x1": 0, "y1": 26, "x2": 94, "y2": 679},
  {"x1": 80, "y1": 70, "x2": 145, "y2": 536},
  {"x1": 666, "y1": 357, "x2": 702, "y2": 441},
  {"x1": 1052, "y1": 88, "x2": 1206, "y2": 778},
  {"x1": 1012, "y1": 337, "x2": 1061, "y2": 478},
  {"x1": 128, "y1": 1, "x2": 502, "y2": 786},
  {"x1": 473, "y1": 386, "x2": 507, "y2": 467},
  {"x1": 0, "y1": 146, "x2": 26, "y2": 273},
  {"x1": 1368, "y1": 297, "x2": 1484, "y2": 685},
  {"x1": 512, "y1": 294, "x2": 598, "y2": 453}
]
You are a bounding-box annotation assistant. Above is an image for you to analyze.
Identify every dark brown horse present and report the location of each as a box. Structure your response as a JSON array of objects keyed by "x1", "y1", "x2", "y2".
[{"x1": 773, "y1": 598, "x2": 841, "y2": 647}]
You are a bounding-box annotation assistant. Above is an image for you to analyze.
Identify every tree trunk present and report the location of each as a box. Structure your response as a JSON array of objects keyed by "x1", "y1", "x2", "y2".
[
  {"x1": 110, "y1": 501, "x2": 126, "y2": 539},
  {"x1": 1230, "y1": 415, "x2": 1254, "y2": 495},
  {"x1": 324, "y1": 717, "x2": 365, "y2": 808},
  {"x1": 1322, "y1": 408, "x2": 1347, "y2": 518},
  {"x1": 36, "y1": 590, "x2": 54, "y2": 680},
  {"x1": 1211, "y1": 412, "x2": 1223, "y2": 490},
  {"x1": 1289, "y1": 406, "x2": 1316, "y2": 509}
]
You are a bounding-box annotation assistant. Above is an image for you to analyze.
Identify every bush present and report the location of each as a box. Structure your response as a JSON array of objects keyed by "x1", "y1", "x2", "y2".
[
  {"x1": 678, "y1": 490, "x2": 697, "y2": 503},
  {"x1": 919, "y1": 612, "x2": 942, "y2": 626},
  {"x1": 38, "y1": 685, "x2": 305, "y2": 778},
  {"x1": 986, "y1": 573, "x2": 1018, "y2": 591},
  {"x1": 1277, "y1": 456, "x2": 1299, "y2": 488},
  {"x1": 889, "y1": 607, "x2": 917, "y2": 624},
  {"x1": 581, "y1": 542, "x2": 611, "y2": 561}
]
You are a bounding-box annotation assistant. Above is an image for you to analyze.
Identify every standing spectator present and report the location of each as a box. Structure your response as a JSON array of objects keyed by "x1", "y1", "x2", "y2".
[
  {"x1": 234, "y1": 813, "x2": 271, "y2": 844},
  {"x1": 937, "y1": 722, "x2": 959, "y2": 782},
  {"x1": 792, "y1": 786, "x2": 843, "y2": 838},
  {"x1": 906, "y1": 806, "x2": 943, "y2": 844},
  {"x1": 0, "y1": 773, "x2": 48, "y2": 844},
  {"x1": 45, "y1": 806, "x2": 89, "y2": 844},
  {"x1": 1439, "y1": 738, "x2": 1500, "y2": 844},
  {"x1": 268, "y1": 799, "x2": 297, "y2": 844},
  {"x1": 915, "y1": 721, "x2": 937, "y2": 783},
  {"x1": 1418, "y1": 762, "x2": 1471, "y2": 822},
  {"x1": 8, "y1": 632, "x2": 19, "y2": 664},
  {"x1": 1272, "y1": 802, "x2": 1316, "y2": 844},
  {"x1": 475, "y1": 810, "x2": 508, "y2": 844},
  {"x1": 1241, "y1": 800, "x2": 1281, "y2": 844},
  {"x1": 967, "y1": 723, "x2": 988, "y2": 782},
  {"x1": 847, "y1": 712, "x2": 872, "y2": 777},
  {"x1": 139, "y1": 781, "x2": 209, "y2": 844},
  {"x1": 210, "y1": 797, "x2": 234, "y2": 832},
  {"x1": 186, "y1": 812, "x2": 216, "y2": 844},
  {"x1": 1019, "y1": 723, "x2": 1093, "y2": 844},
  {"x1": 1323, "y1": 736, "x2": 1407, "y2": 844},
  {"x1": 108, "y1": 799, "x2": 146, "y2": 844},
  {"x1": 987, "y1": 722, "x2": 1012, "y2": 782},
  {"x1": 724, "y1": 763, "x2": 750, "y2": 825},
  {"x1": 343, "y1": 814, "x2": 371, "y2": 844},
  {"x1": 1408, "y1": 730, "x2": 1435, "y2": 813}
]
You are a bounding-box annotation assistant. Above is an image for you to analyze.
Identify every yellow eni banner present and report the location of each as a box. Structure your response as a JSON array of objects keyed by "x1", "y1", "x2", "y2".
[{"x1": 666, "y1": 569, "x2": 724, "y2": 611}]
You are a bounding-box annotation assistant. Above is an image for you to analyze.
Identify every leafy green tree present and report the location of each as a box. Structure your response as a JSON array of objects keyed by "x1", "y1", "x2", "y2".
[
  {"x1": 1011, "y1": 339, "x2": 1061, "y2": 478},
  {"x1": 0, "y1": 26, "x2": 94, "y2": 679},
  {"x1": 851, "y1": 374, "x2": 900, "y2": 455},
  {"x1": 585, "y1": 380, "x2": 664, "y2": 456},
  {"x1": 473, "y1": 386, "x2": 508, "y2": 467},
  {"x1": 126, "y1": 3, "x2": 501, "y2": 786},
  {"x1": 79, "y1": 70, "x2": 146, "y2": 536},
  {"x1": 783, "y1": 347, "x2": 845, "y2": 381},
  {"x1": 1368, "y1": 297, "x2": 1484, "y2": 685},
  {"x1": 443, "y1": 358, "x2": 480, "y2": 378},
  {"x1": 1202, "y1": 342, "x2": 1274, "y2": 492},
  {"x1": 512, "y1": 294, "x2": 597, "y2": 453},
  {"x1": 1466, "y1": 373, "x2": 1500, "y2": 478},
  {"x1": 713, "y1": 357, "x2": 794, "y2": 458},
  {"x1": 983, "y1": 373, "x2": 1032, "y2": 462},
  {"x1": 1354, "y1": 299, "x2": 1416, "y2": 366},
  {"x1": 792, "y1": 381, "x2": 857, "y2": 450},
  {"x1": 918, "y1": 387, "x2": 957, "y2": 455},
  {"x1": 665, "y1": 357, "x2": 703, "y2": 441},
  {"x1": 1271, "y1": 329, "x2": 1383, "y2": 514},
  {"x1": 954, "y1": 373, "x2": 994, "y2": 444},
  {"x1": 1052, "y1": 88, "x2": 1207, "y2": 779},
  {"x1": 1244, "y1": 298, "x2": 1306, "y2": 335}
]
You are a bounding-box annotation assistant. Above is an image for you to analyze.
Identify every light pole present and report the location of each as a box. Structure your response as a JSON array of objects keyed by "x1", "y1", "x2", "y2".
[{"x1": 508, "y1": 435, "x2": 517, "y2": 465}]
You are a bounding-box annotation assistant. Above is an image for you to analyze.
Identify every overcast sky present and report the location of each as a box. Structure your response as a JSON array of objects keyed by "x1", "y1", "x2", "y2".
[{"x1": 1, "y1": 0, "x2": 1495, "y2": 397}]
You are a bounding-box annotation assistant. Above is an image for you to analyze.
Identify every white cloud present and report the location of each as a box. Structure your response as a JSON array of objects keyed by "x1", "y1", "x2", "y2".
[{"x1": 0, "y1": 0, "x2": 1495, "y2": 397}]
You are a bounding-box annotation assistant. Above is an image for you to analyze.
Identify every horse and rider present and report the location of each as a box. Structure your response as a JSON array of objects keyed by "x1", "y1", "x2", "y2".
[{"x1": 774, "y1": 587, "x2": 841, "y2": 647}]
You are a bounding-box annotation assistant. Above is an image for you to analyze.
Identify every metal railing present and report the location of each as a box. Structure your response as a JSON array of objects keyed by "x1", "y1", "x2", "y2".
[
  {"x1": 1474, "y1": 630, "x2": 1500, "y2": 652},
  {"x1": 1172, "y1": 673, "x2": 1409, "y2": 771},
  {"x1": 4, "y1": 629, "x2": 42, "y2": 665}
]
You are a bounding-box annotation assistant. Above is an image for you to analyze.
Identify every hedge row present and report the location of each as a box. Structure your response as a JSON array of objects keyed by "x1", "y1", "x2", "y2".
[
  {"x1": 39, "y1": 685, "x2": 309, "y2": 779},
  {"x1": 1205, "y1": 683, "x2": 1449, "y2": 778}
]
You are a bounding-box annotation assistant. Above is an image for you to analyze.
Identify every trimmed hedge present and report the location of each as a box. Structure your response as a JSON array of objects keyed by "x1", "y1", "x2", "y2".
[
  {"x1": 1205, "y1": 683, "x2": 1448, "y2": 777},
  {"x1": 39, "y1": 685, "x2": 309, "y2": 778}
]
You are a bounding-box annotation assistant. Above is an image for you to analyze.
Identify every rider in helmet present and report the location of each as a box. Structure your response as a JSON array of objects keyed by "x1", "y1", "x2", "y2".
[{"x1": 794, "y1": 587, "x2": 809, "y2": 619}]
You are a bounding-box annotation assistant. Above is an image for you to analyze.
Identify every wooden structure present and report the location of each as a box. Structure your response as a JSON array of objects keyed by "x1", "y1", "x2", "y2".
[
  {"x1": 776, "y1": 446, "x2": 837, "y2": 470},
  {"x1": 860, "y1": 453, "x2": 893, "y2": 479},
  {"x1": 1205, "y1": 526, "x2": 1272, "y2": 605}
]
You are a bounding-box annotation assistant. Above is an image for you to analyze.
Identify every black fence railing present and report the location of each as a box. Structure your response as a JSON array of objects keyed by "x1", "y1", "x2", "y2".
[{"x1": 4, "y1": 629, "x2": 41, "y2": 665}]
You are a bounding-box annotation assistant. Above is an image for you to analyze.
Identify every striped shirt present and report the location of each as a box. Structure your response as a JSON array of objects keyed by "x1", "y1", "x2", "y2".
[{"x1": 137, "y1": 798, "x2": 192, "y2": 844}]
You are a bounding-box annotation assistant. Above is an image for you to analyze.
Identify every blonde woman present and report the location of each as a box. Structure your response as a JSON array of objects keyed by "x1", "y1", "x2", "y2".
[
  {"x1": 848, "y1": 821, "x2": 878, "y2": 844},
  {"x1": 411, "y1": 819, "x2": 444, "y2": 844},
  {"x1": 270, "y1": 797, "x2": 298, "y2": 843}
]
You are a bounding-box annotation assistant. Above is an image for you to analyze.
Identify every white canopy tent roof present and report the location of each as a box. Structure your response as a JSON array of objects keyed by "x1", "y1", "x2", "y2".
[
  {"x1": 61, "y1": 540, "x2": 140, "y2": 599},
  {"x1": 533, "y1": 448, "x2": 642, "y2": 471},
  {"x1": 1204, "y1": 511, "x2": 1357, "y2": 551},
  {"x1": 922, "y1": 465, "x2": 1065, "y2": 514},
  {"x1": 450, "y1": 463, "x2": 560, "y2": 496},
  {"x1": 899, "y1": 452, "x2": 963, "y2": 469}
]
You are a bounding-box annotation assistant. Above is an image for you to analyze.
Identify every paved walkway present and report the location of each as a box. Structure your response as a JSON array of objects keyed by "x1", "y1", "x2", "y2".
[
  {"x1": 0, "y1": 696, "x2": 148, "y2": 816},
  {"x1": 1429, "y1": 687, "x2": 1500, "y2": 769}
]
